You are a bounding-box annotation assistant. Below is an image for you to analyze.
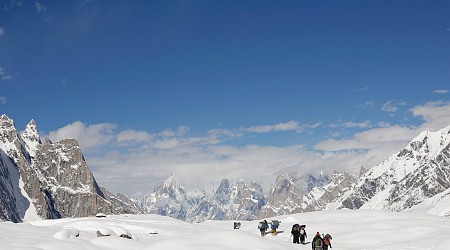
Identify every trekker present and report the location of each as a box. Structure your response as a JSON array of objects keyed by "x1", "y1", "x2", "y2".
[
  {"x1": 291, "y1": 224, "x2": 300, "y2": 244},
  {"x1": 299, "y1": 225, "x2": 307, "y2": 244},
  {"x1": 312, "y1": 232, "x2": 324, "y2": 250},
  {"x1": 323, "y1": 233, "x2": 332, "y2": 249},
  {"x1": 270, "y1": 220, "x2": 280, "y2": 235},
  {"x1": 258, "y1": 220, "x2": 269, "y2": 236}
]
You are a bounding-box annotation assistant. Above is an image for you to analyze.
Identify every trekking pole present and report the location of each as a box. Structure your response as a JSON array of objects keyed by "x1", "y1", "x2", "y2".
[{"x1": 289, "y1": 234, "x2": 292, "y2": 242}]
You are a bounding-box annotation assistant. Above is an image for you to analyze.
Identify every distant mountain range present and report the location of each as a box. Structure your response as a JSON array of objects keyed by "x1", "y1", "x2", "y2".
[{"x1": 1, "y1": 114, "x2": 450, "y2": 223}]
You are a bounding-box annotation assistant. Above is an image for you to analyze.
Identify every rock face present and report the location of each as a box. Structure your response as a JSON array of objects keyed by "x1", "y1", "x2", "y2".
[
  {"x1": 304, "y1": 171, "x2": 357, "y2": 212},
  {"x1": 0, "y1": 150, "x2": 21, "y2": 222},
  {"x1": 32, "y1": 138, "x2": 119, "y2": 218},
  {"x1": 258, "y1": 171, "x2": 304, "y2": 218},
  {"x1": 209, "y1": 178, "x2": 266, "y2": 221},
  {"x1": 0, "y1": 114, "x2": 45, "y2": 222},
  {"x1": 100, "y1": 187, "x2": 144, "y2": 215},
  {"x1": 0, "y1": 114, "x2": 129, "y2": 222}
]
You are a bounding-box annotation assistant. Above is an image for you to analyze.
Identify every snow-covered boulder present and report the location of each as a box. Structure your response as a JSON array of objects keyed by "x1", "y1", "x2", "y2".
[{"x1": 53, "y1": 228, "x2": 80, "y2": 239}]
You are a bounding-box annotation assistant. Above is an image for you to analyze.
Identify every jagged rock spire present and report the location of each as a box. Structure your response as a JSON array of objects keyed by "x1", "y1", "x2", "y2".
[
  {"x1": 22, "y1": 119, "x2": 41, "y2": 158},
  {"x1": 359, "y1": 166, "x2": 368, "y2": 178}
]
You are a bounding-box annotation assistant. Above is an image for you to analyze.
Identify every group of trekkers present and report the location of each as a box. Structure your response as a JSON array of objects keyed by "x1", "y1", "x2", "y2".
[
  {"x1": 291, "y1": 223, "x2": 332, "y2": 249},
  {"x1": 257, "y1": 219, "x2": 281, "y2": 236},
  {"x1": 257, "y1": 220, "x2": 332, "y2": 249}
]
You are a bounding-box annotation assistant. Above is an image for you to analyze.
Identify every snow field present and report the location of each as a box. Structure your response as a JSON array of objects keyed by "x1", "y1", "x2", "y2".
[{"x1": 0, "y1": 210, "x2": 450, "y2": 250}]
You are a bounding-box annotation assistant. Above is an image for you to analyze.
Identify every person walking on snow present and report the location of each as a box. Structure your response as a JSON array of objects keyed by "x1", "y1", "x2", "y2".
[
  {"x1": 258, "y1": 220, "x2": 269, "y2": 236},
  {"x1": 323, "y1": 233, "x2": 332, "y2": 250},
  {"x1": 312, "y1": 232, "x2": 324, "y2": 250},
  {"x1": 291, "y1": 224, "x2": 300, "y2": 244},
  {"x1": 299, "y1": 226, "x2": 307, "y2": 244}
]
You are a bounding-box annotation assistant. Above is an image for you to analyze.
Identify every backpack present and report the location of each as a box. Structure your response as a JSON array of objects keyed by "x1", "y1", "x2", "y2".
[
  {"x1": 315, "y1": 237, "x2": 323, "y2": 247},
  {"x1": 324, "y1": 234, "x2": 332, "y2": 245},
  {"x1": 258, "y1": 221, "x2": 268, "y2": 230},
  {"x1": 271, "y1": 220, "x2": 280, "y2": 228}
]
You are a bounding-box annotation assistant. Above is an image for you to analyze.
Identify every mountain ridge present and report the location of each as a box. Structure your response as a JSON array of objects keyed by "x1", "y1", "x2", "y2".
[{"x1": 2, "y1": 114, "x2": 450, "y2": 223}]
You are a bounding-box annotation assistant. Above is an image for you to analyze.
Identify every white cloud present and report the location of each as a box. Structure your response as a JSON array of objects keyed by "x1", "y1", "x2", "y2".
[
  {"x1": 159, "y1": 126, "x2": 190, "y2": 137},
  {"x1": 89, "y1": 143, "x2": 320, "y2": 195},
  {"x1": 117, "y1": 130, "x2": 152, "y2": 144},
  {"x1": 353, "y1": 86, "x2": 369, "y2": 92},
  {"x1": 208, "y1": 128, "x2": 242, "y2": 139},
  {"x1": 3, "y1": 0, "x2": 23, "y2": 11},
  {"x1": 313, "y1": 101, "x2": 450, "y2": 177},
  {"x1": 359, "y1": 101, "x2": 375, "y2": 109},
  {"x1": 317, "y1": 102, "x2": 450, "y2": 153},
  {"x1": 316, "y1": 125, "x2": 417, "y2": 152},
  {"x1": 0, "y1": 67, "x2": 14, "y2": 80},
  {"x1": 0, "y1": 96, "x2": 6, "y2": 104},
  {"x1": 0, "y1": 27, "x2": 4, "y2": 36},
  {"x1": 381, "y1": 100, "x2": 406, "y2": 113},
  {"x1": 330, "y1": 120, "x2": 371, "y2": 128},
  {"x1": 34, "y1": 1, "x2": 46, "y2": 12},
  {"x1": 1, "y1": 75, "x2": 14, "y2": 80},
  {"x1": 49, "y1": 102, "x2": 450, "y2": 196},
  {"x1": 243, "y1": 120, "x2": 305, "y2": 133},
  {"x1": 47, "y1": 121, "x2": 116, "y2": 152},
  {"x1": 48, "y1": 120, "x2": 321, "y2": 194},
  {"x1": 411, "y1": 101, "x2": 450, "y2": 131},
  {"x1": 432, "y1": 89, "x2": 449, "y2": 94}
]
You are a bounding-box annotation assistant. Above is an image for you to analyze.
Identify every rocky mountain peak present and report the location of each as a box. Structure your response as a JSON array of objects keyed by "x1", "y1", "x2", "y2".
[
  {"x1": 213, "y1": 179, "x2": 231, "y2": 205},
  {"x1": 21, "y1": 119, "x2": 41, "y2": 158},
  {"x1": 155, "y1": 174, "x2": 185, "y2": 197},
  {"x1": 0, "y1": 115, "x2": 128, "y2": 222},
  {"x1": 0, "y1": 114, "x2": 13, "y2": 124},
  {"x1": 332, "y1": 125, "x2": 450, "y2": 212},
  {"x1": 359, "y1": 166, "x2": 368, "y2": 178}
]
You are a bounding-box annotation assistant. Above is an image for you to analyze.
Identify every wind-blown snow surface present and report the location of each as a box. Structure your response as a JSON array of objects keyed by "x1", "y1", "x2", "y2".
[{"x1": 1, "y1": 210, "x2": 450, "y2": 250}]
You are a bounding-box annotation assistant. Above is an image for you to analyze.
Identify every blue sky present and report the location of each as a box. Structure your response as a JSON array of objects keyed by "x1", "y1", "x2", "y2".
[{"x1": 1, "y1": 0, "x2": 449, "y2": 196}]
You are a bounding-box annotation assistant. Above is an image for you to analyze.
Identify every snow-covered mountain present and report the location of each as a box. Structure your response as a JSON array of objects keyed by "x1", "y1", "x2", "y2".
[
  {"x1": 100, "y1": 186, "x2": 144, "y2": 215},
  {"x1": 4, "y1": 114, "x2": 450, "y2": 224},
  {"x1": 303, "y1": 171, "x2": 357, "y2": 212},
  {"x1": 137, "y1": 176, "x2": 267, "y2": 222},
  {"x1": 258, "y1": 171, "x2": 304, "y2": 218},
  {"x1": 138, "y1": 125, "x2": 450, "y2": 221},
  {"x1": 0, "y1": 114, "x2": 135, "y2": 222},
  {"x1": 138, "y1": 171, "x2": 336, "y2": 222},
  {"x1": 328, "y1": 125, "x2": 450, "y2": 216},
  {"x1": 207, "y1": 178, "x2": 266, "y2": 220},
  {"x1": 136, "y1": 175, "x2": 204, "y2": 221}
]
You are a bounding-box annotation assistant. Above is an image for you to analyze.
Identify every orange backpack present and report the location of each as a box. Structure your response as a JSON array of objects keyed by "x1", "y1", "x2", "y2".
[{"x1": 324, "y1": 234, "x2": 331, "y2": 245}]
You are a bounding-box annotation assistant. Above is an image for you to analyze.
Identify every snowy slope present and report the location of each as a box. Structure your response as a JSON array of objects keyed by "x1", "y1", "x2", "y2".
[
  {"x1": 330, "y1": 125, "x2": 450, "y2": 213},
  {"x1": 0, "y1": 115, "x2": 39, "y2": 222},
  {"x1": 1, "y1": 210, "x2": 450, "y2": 250}
]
